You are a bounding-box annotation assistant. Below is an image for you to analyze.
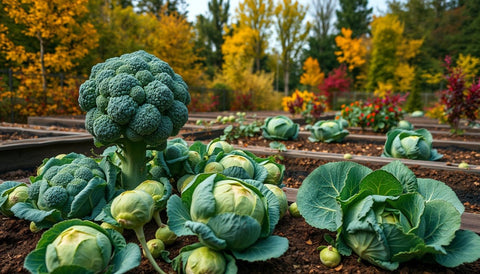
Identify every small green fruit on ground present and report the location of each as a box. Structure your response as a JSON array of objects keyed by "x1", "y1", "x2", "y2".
[
  {"x1": 143, "y1": 239, "x2": 165, "y2": 259},
  {"x1": 155, "y1": 224, "x2": 177, "y2": 245},
  {"x1": 319, "y1": 245, "x2": 341, "y2": 267},
  {"x1": 343, "y1": 153, "x2": 352, "y2": 160},
  {"x1": 289, "y1": 202, "x2": 301, "y2": 217},
  {"x1": 458, "y1": 162, "x2": 470, "y2": 169}
]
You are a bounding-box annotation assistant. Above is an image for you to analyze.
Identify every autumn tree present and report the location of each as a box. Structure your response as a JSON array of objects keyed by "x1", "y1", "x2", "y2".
[
  {"x1": 235, "y1": 0, "x2": 274, "y2": 72},
  {"x1": 136, "y1": 0, "x2": 188, "y2": 17},
  {"x1": 195, "y1": 0, "x2": 231, "y2": 76},
  {"x1": 311, "y1": 0, "x2": 336, "y2": 38},
  {"x1": 0, "y1": 0, "x2": 98, "y2": 118},
  {"x1": 300, "y1": 57, "x2": 324, "y2": 92},
  {"x1": 366, "y1": 14, "x2": 423, "y2": 95},
  {"x1": 335, "y1": 0, "x2": 372, "y2": 37},
  {"x1": 334, "y1": 28, "x2": 367, "y2": 71},
  {"x1": 273, "y1": 0, "x2": 311, "y2": 95}
]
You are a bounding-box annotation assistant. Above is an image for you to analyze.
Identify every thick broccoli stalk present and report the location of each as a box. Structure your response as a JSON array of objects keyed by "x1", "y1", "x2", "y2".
[{"x1": 79, "y1": 51, "x2": 190, "y2": 190}]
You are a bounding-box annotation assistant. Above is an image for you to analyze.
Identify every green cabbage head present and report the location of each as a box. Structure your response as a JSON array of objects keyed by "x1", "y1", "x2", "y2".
[
  {"x1": 306, "y1": 120, "x2": 349, "y2": 143},
  {"x1": 24, "y1": 219, "x2": 141, "y2": 274},
  {"x1": 262, "y1": 115, "x2": 299, "y2": 140},
  {"x1": 167, "y1": 173, "x2": 288, "y2": 262},
  {"x1": 382, "y1": 128, "x2": 443, "y2": 161},
  {"x1": 297, "y1": 161, "x2": 480, "y2": 271}
]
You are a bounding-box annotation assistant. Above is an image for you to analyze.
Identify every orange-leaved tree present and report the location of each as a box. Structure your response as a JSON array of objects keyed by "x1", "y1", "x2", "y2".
[{"x1": 0, "y1": 0, "x2": 98, "y2": 118}]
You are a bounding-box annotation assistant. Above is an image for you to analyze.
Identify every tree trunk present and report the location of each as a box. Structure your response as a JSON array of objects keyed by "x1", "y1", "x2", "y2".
[
  {"x1": 37, "y1": 32, "x2": 47, "y2": 106},
  {"x1": 284, "y1": 58, "x2": 290, "y2": 96}
]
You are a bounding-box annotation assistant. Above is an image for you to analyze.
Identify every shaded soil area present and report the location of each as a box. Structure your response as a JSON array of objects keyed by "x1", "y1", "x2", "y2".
[
  {"x1": 2, "y1": 208, "x2": 480, "y2": 274},
  {"x1": 229, "y1": 135, "x2": 480, "y2": 166}
]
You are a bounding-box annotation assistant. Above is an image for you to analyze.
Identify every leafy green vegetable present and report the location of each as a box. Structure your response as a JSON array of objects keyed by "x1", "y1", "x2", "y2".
[
  {"x1": 24, "y1": 219, "x2": 140, "y2": 274},
  {"x1": 79, "y1": 50, "x2": 190, "y2": 190},
  {"x1": 0, "y1": 181, "x2": 28, "y2": 217},
  {"x1": 11, "y1": 153, "x2": 118, "y2": 228},
  {"x1": 262, "y1": 115, "x2": 299, "y2": 141},
  {"x1": 297, "y1": 160, "x2": 480, "y2": 270},
  {"x1": 382, "y1": 128, "x2": 443, "y2": 161},
  {"x1": 306, "y1": 120, "x2": 349, "y2": 143},
  {"x1": 167, "y1": 173, "x2": 288, "y2": 264}
]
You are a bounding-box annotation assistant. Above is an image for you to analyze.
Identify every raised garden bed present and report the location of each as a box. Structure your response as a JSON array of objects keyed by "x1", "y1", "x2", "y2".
[{"x1": 1, "y1": 114, "x2": 480, "y2": 274}]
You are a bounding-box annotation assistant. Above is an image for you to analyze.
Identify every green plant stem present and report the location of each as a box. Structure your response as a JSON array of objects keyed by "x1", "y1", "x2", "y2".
[
  {"x1": 134, "y1": 226, "x2": 166, "y2": 274},
  {"x1": 121, "y1": 141, "x2": 148, "y2": 190},
  {"x1": 153, "y1": 211, "x2": 163, "y2": 227}
]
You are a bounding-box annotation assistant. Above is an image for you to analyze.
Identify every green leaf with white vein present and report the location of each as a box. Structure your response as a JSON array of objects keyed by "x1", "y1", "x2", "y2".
[{"x1": 297, "y1": 162, "x2": 371, "y2": 231}]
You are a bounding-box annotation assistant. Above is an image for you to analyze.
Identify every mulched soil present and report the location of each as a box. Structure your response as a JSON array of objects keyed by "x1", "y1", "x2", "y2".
[{"x1": 1, "y1": 119, "x2": 480, "y2": 273}]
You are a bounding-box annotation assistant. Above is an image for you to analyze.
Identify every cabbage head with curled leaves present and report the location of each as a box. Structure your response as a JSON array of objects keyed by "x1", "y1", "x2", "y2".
[
  {"x1": 382, "y1": 128, "x2": 443, "y2": 161},
  {"x1": 297, "y1": 160, "x2": 480, "y2": 271}
]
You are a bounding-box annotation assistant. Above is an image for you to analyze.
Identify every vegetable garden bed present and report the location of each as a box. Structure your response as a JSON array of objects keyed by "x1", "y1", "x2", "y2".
[{"x1": 1, "y1": 112, "x2": 480, "y2": 273}]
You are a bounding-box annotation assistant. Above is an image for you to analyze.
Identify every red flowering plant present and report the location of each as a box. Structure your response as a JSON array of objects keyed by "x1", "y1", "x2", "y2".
[
  {"x1": 340, "y1": 92, "x2": 407, "y2": 133},
  {"x1": 441, "y1": 56, "x2": 480, "y2": 134}
]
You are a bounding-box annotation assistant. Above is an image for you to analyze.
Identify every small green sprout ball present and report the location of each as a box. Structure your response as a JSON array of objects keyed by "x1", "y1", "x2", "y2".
[
  {"x1": 319, "y1": 245, "x2": 341, "y2": 268},
  {"x1": 143, "y1": 239, "x2": 165, "y2": 259},
  {"x1": 79, "y1": 50, "x2": 190, "y2": 147},
  {"x1": 155, "y1": 224, "x2": 177, "y2": 245},
  {"x1": 185, "y1": 246, "x2": 227, "y2": 274},
  {"x1": 289, "y1": 202, "x2": 301, "y2": 217},
  {"x1": 111, "y1": 190, "x2": 154, "y2": 229}
]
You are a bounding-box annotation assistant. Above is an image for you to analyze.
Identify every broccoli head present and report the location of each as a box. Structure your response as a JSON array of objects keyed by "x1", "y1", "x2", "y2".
[{"x1": 79, "y1": 51, "x2": 191, "y2": 189}]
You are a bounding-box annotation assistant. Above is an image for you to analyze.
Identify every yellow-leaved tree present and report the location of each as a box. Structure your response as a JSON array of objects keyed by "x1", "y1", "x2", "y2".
[
  {"x1": 334, "y1": 28, "x2": 367, "y2": 72},
  {"x1": 0, "y1": 0, "x2": 98, "y2": 118},
  {"x1": 299, "y1": 57, "x2": 324, "y2": 92},
  {"x1": 215, "y1": 26, "x2": 281, "y2": 110},
  {"x1": 366, "y1": 14, "x2": 423, "y2": 96}
]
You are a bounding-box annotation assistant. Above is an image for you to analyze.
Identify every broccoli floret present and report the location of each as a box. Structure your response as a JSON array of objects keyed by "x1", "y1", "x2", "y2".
[
  {"x1": 78, "y1": 80, "x2": 97, "y2": 111},
  {"x1": 50, "y1": 172, "x2": 74, "y2": 187},
  {"x1": 145, "y1": 80, "x2": 174, "y2": 112},
  {"x1": 93, "y1": 115, "x2": 123, "y2": 144},
  {"x1": 28, "y1": 180, "x2": 44, "y2": 200},
  {"x1": 78, "y1": 50, "x2": 190, "y2": 189},
  {"x1": 42, "y1": 165, "x2": 61, "y2": 181},
  {"x1": 74, "y1": 166, "x2": 94, "y2": 182},
  {"x1": 107, "y1": 95, "x2": 138, "y2": 125},
  {"x1": 58, "y1": 163, "x2": 80, "y2": 175},
  {"x1": 72, "y1": 157, "x2": 99, "y2": 170},
  {"x1": 41, "y1": 186, "x2": 68, "y2": 210},
  {"x1": 166, "y1": 100, "x2": 189, "y2": 132},
  {"x1": 129, "y1": 103, "x2": 162, "y2": 135},
  {"x1": 66, "y1": 178, "x2": 88, "y2": 196},
  {"x1": 108, "y1": 73, "x2": 141, "y2": 97}
]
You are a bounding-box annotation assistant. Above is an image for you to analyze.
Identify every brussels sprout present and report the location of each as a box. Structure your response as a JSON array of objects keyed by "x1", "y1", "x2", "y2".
[
  {"x1": 0, "y1": 182, "x2": 28, "y2": 217},
  {"x1": 396, "y1": 120, "x2": 414, "y2": 130},
  {"x1": 110, "y1": 189, "x2": 166, "y2": 273},
  {"x1": 24, "y1": 220, "x2": 141, "y2": 274},
  {"x1": 459, "y1": 162, "x2": 470, "y2": 169},
  {"x1": 218, "y1": 155, "x2": 255, "y2": 179},
  {"x1": 100, "y1": 222, "x2": 124, "y2": 234},
  {"x1": 188, "y1": 150, "x2": 202, "y2": 167},
  {"x1": 135, "y1": 179, "x2": 172, "y2": 227},
  {"x1": 343, "y1": 153, "x2": 353, "y2": 160},
  {"x1": 30, "y1": 221, "x2": 42, "y2": 233},
  {"x1": 185, "y1": 246, "x2": 227, "y2": 274},
  {"x1": 289, "y1": 202, "x2": 301, "y2": 217},
  {"x1": 264, "y1": 184, "x2": 288, "y2": 218},
  {"x1": 45, "y1": 225, "x2": 112, "y2": 273},
  {"x1": 319, "y1": 245, "x2": 341, "y2": 268},
  {"x1": 143, "y1": 239, "x2": 165, "y2": 259},
  {"x1": 111, "y1": 190, "x2": 154, "y2": 230},
  {"x1": 207, "y1": 139, "x2": 234, "y2": 156},
  {"x1": 155, "y1": 224, "x2": 177, "y2": 245},
  {"x1": 306, "y1": 120, "x2": 349, "y2": 143},
  {"x1": 177, "y1": 174, "x2": 196, "y2": 193},
  {"x1": 263, "y1": 163, "x2": 282, "y2": 185},
  {"x1": 262, "y1": 115, "x2": 299, "y2": 141},
  {"x1": 204, "y1": 161, "x2": 225, "y2": 173}
]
